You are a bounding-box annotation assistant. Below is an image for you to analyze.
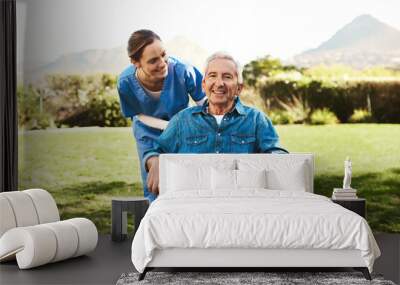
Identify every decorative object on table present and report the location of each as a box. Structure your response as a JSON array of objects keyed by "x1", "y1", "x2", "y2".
[
  {"x1": 343, "y1": 156, "x2": 352, "y2": 189},
  {"x1": 332, "y1": 156, "x2": 358, "y2": 199},
  {"x1": 116, "y1": 271, "x2": 394, "y2": 285},
  {"x1": 0, "y1": 189, "x2": 98, "y2": 269},
  {"x1": 332, "y1": 188, "x2": 358, "y2": 199},
  {"x1": 111, "y1": 197, "x2": 149, "y2": 242}
]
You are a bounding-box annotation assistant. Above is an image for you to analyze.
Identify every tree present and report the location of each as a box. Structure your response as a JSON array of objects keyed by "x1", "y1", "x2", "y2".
[{"x1": 243, "y1": 55, "x2": 300, "y2": 87}]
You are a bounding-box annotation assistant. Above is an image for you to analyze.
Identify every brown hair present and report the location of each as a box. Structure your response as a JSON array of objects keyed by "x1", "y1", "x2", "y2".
[{"x1": 127, "y1": 29, "x2": 161, "y2": 62}]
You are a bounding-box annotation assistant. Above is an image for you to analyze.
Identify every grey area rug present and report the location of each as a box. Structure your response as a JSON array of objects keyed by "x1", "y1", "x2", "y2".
[{"x1": 116, "y1": 271, "x2": 396, "y2": 285}]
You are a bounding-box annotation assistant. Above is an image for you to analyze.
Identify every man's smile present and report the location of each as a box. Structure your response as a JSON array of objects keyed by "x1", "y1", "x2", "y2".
[{"x1": 212, "y1": 89, "x2": 226, "y2": 95}]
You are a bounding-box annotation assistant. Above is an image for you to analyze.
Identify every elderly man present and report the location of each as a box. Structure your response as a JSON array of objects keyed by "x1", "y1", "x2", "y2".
[{"x1": 144, "y1": 52, "x2": 287, "y2": 195}]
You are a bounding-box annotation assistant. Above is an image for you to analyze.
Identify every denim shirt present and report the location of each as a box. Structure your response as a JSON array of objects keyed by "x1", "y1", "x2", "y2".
[{"x1": 143, "y1": 97, "x2": 287, "y2": 168}]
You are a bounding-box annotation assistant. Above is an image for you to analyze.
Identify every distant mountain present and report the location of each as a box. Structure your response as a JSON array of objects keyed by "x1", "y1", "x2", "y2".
[
  {"x1": 23, "y1": 37, "x2": 209, "y2": 84},
  {"x1": 31, "y1": 46, "x2": 127, "y2": 77},
  {"x1": 164, "y1": 36, "x2": 209, "y2": 69},
  {"x1": 289, "y1": 14, "x2": 400, "y2": 69}
]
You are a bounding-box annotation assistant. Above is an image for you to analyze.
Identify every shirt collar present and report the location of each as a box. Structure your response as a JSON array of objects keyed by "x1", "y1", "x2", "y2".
[{"x1": 191, "y1": 96, "x2": 246, "y2": 116}]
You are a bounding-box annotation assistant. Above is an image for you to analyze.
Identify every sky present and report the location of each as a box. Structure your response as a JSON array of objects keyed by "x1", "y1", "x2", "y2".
[{"x1": 17, "y1": 0, "x2": 400, "y2": 69}]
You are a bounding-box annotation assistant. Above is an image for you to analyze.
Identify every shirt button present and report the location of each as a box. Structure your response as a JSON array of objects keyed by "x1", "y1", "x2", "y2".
[
  {"x1": 216, "y1": 151, "x2": 219, "y2": 153},
  {"x1": 217, "y1": 133, "x2": 221, "y2": 136},
  {"x1": 194, "y1": 141, "x2": 197, "y2": 143},
  {"x1": 241, "y1": 140, "x2": 245, "y2": 143}
]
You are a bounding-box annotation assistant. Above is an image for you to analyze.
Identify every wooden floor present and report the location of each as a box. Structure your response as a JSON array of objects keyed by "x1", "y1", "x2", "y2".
[
  {"x1": 0, "y1": 234, "x2": 398, "y2": 285},
  {"x1": 0, "y1": 235, "x2": 133, "y2": 285}
]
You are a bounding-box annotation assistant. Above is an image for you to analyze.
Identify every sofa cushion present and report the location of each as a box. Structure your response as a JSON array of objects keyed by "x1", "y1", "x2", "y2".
[
  {"x1": 0, "y1": 192, "x2": 39, "y2": 227},
  {"x1": 0, "y1": 196, "x2": 17, "y2": 237},
  {"x1": 24, "y1": 189, "x2": 60, "y2": 223}
]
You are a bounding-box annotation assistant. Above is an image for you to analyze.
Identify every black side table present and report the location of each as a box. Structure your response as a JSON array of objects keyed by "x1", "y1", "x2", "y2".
[
  {"x1": 332, "y1": 198, "x2": 366, "y2": 218},
  {"x1": 111, "y1": 197, "x2": 149, "y2": 242}
]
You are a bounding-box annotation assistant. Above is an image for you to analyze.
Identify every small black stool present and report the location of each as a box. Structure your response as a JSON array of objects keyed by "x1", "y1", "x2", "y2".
[{"x1": 111, "y1": 197, "x2": 149, "y2": 242}]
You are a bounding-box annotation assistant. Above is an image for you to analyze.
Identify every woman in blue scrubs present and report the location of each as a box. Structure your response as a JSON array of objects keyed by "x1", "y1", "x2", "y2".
[{"x1": 117, "y1": 30, "x2": 206, "y2": 202}]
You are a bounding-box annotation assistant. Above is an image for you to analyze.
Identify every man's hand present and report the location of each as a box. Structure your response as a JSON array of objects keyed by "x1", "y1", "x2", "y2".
[{"x1": 146, "y1": 156, "x2": 160, "y2": 195}]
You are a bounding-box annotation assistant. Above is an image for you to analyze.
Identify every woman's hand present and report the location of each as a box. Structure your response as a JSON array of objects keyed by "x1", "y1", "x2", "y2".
[{"x1": 146, "y1": 156, "x2": 160, "y2": 195}]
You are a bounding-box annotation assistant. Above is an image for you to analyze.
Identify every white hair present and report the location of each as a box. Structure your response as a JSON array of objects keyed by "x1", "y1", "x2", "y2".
[{"x1": 203, "y1": 51, "x2": 243, "y2": 84}]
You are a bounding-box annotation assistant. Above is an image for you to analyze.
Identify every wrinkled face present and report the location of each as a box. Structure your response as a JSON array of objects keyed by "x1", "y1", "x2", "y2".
[
  {"x1": 133, "y1": 39, "x2": 168, "y2": 81},
  {"x1": 202, "y1": 58, "x2": 243, "y2": 106}
]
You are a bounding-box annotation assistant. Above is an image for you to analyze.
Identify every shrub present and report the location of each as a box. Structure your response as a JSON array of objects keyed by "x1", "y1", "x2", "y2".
[
  {"x1": 17, "y1": 86, "x2": 54, "y2": 130},
  {"x1": 57, "y1": 90, "x2": 130, "y2": 127},
  {"x1": 26, "y1": 113, "x2": 53, "y2": 130},
  {"x1": 18, "y1": 86, "x2": 36, "y2": 127},
  {"x1": 240, "y1": 87, "x2": 268, "y2": 114},
  {"x1": 30, "y1": 73, "x2": 130, "y2": 128},
  {"x1": 310, "y1": 108, "x2": 339, "y2": 125},
  {"x1": 267, "y1": 110, "x2": 294, "y2": 125},
  {"x1": 276, "y1": 94, "x2": 310, "y2": 124},
  {"x1": 260, "y1": 79, "x2": 400, "y2": 123},
  {"x1": 349, "y1": 109, "x2": 374, "y2": 123}
]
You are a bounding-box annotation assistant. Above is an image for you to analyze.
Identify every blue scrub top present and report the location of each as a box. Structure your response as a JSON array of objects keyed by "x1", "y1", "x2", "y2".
[{"x1": 117, "y1": 56, "x2": 206, "y2": 151}]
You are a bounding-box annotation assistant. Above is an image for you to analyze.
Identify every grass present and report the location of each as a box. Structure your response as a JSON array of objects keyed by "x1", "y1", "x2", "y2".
[
  {"x1": 278, "y1": 124, "x2": 400, "y2": 174},
  {"x1": 18, "y1": 124, "x2": 400, "y2": 233}
]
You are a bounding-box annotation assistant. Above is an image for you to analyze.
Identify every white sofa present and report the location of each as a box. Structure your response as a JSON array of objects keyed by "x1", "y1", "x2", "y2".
[{"x1": 0, "y1": 189, "x2": 98, "y2": 269}]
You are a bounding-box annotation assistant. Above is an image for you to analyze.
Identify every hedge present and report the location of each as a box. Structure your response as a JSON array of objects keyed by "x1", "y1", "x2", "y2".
[{"x1": 260, "y1": 80, "x2": 400, "y2": 123}]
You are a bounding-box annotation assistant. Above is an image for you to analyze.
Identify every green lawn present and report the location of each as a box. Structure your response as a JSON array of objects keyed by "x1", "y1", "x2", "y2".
[{"x1": 18, "y1": 124, "x2": 400, "y2": 233}]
